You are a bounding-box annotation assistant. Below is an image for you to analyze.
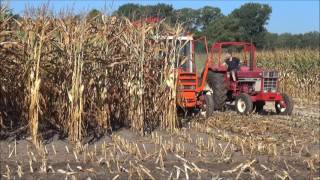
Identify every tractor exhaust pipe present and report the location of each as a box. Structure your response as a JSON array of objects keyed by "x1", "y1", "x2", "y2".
[
  {"x1": 249, "y1": 40, "x2": 254, "y2": 71},
  {"x1": 249, "y1": 47, "x2": 254, "y2": 71}
]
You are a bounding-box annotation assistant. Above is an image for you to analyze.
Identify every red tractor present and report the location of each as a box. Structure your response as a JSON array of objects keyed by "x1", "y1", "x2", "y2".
[
  {"x1": 176, "y1": 41, "x2": 294, "y2": 116},
  {"x1": 205, "y1": 42, "x2": 294, "y2": 115}
]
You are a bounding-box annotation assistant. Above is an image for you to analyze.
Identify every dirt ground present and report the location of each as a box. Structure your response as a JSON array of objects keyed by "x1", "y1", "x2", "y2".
[{"x1": 1, "y1": 99, "x2": 319, "y2": 180}]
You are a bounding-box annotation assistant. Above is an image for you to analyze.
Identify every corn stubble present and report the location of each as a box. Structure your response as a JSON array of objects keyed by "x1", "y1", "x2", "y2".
[{"x1": 0, "y1": 6, "x2": 183, "y2": 144}]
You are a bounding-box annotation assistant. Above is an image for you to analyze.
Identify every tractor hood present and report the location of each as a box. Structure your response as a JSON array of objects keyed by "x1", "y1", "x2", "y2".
[{"x1": 236, "y1": 66, "x2": 264, "y2": 78}]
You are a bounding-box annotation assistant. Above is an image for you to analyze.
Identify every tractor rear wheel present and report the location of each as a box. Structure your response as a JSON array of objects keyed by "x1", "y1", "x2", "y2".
[
  {"x1": 235, "y1": 93, "x2": 253, "y2": 115},
  {"x1": 207, "y1": 71, "x2": 227, "y2": 111},
  {"x1": 204, "y1": 94, "x2": 214, "y2": 117},
  {"x1": 275, "y1": 93, "x2": 293, "y2": 115}
]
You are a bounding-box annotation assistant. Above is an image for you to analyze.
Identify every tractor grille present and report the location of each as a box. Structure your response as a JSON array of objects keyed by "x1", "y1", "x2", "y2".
[{"x1": 263, "y1": 71, "x2": 278, "y2": 92}]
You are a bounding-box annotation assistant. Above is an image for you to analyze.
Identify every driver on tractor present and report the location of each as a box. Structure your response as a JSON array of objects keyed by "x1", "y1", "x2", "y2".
[{"x1": 223, "y1": 50, "x2": 240, "y2": 81}]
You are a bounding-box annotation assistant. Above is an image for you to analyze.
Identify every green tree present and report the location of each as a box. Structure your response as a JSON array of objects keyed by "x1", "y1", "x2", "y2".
[
  {"x1": 174, "y1": 8, "x2": 199, "y2": 32},
  {"x1": 301, "y1": 31, "x2": 320, "y2": 49},
  {"x1": 87, "y1": 9, "x2": 102, "y2": 20},
  {"x1": 203, "y1": 16, "x2": 240, "y2": 45},
  {"x1": 230, "y1": 3, "x2": 272, "y2": 48},
  {"x1": 265, "y1": 31, "x2": 320, "y2": 49},
  {"x1": 114, "y1": 3, "x2": 174, "y2": 22},
  {"x1": 114, "y1": 3, "x2": 142, "y2": 20},
  {"x1": 112, "y1": 3, "x2": 319, "y2": 50},
  {"x1": 148, "y1": 3, "x2": 174, "y2": 19},
  {"x1": 202, "y1": 3, "x2": 271, "y2": 48},
  {"x1": 197, "y1": 6, "x2": 223, "y2": 30},
  {"x1": 263, "y1": 32, "x2": 278, "y2": 49}
]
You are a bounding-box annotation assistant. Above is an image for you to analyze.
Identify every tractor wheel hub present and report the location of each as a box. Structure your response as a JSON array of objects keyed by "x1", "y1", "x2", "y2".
[{"x1": 237, "y1": 99, "x2": 246, "y2": 113}]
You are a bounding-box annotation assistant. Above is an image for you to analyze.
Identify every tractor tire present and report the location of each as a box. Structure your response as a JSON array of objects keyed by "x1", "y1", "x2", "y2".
[
  {"x1": 275, "y1": 93, "x2": 294, "y2": 115},
  {"x1": 207, "y1": 71, "x2": 227, "y2": 111},
  {"x1": 235, "y1": 93, "x2": 253, "y2": 115},
  {"x1": 204, "y1": 94, "x2": 214, "y2": 117},
  {"x1": 255, "y1": 101, "x2": 265, "y2": 113}
]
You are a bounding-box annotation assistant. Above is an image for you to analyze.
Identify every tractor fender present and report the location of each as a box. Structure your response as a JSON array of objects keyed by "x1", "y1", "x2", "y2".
[
  {"x1": 208, "y1": 64, "x2": 216, "y2": 71},
  {"x1": 208, "y1": 64, "x2": 228, "y2": 72}
]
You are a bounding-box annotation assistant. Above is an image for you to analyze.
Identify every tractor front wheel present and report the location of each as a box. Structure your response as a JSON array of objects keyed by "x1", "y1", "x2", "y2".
[
  {"x1": 235, "y1": 93, "x2": 253, "y2": 115},
  {"x1": 204, "y1": 94, "x2": 214, "y2": 117},
  {"x1": 275, "y1": 93, "x2": 293, "y2": 115}
]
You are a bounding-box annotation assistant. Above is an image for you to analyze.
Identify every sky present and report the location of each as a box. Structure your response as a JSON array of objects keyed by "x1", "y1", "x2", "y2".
[{"x1": 5, "y1": 0, "x2": 320, "y2": 34}]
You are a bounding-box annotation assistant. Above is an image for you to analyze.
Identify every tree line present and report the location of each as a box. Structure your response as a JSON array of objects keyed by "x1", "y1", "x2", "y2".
[
  {"x1": 113, "y1": 3, "x2": 319, "y2": 49},
  {"x1": 3, "y1": 3, "x2": 319, "y2": 49}
]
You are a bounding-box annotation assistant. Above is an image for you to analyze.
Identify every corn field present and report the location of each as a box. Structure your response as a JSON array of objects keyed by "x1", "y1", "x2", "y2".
[
  {"x1": 1, "y1": 5, "x2": 320, "y2": 143},
  {"x1": 1, "y1": 5, "x2": 319, "y2": 180},
  {"x1": 256, "y1": 49, "x2": 320, "y2": 101},
  {"x1": 0, "y1": 6, "x2": 185, "y2": 144}
]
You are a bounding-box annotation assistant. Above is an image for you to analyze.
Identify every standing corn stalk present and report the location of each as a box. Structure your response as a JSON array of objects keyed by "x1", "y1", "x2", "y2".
[
  {"x1": 67, "y1": 19, "x2": 86, "y2": 142},
  {"x1": 27, "y1": 19, "x2": 50, "y2": 148},
  {"x1": 137, "y1": 22, "x2": 146, "y2": 134},
  {"x1": 129, "y1": 21, "x2": 146, "y2": 135},
  {"x1": 1, "y1": 10, "x2": 185, "y2": 138},
  {"x1": 68, "y1": 49, "x2": 84, "y2": 142},
  {"x1": 160, "y1": 26, "x2": 184, "y2": 131}
]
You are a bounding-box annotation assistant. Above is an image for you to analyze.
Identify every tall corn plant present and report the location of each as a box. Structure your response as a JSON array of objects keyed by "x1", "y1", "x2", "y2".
[
  {"x1": 0, "y1": 4, "x2": 29, "y2": 134},
  {"x1": 0, "y1": 4, "x2": 9, "y2": 129},
  {"x1": 124, "y1": 19, "x2": 149, "y2": 134},
  {"x1": 24, "y1": 16, "x2": 52, "y2": 148},
  {"x1": 1, "y1": 8, "x2": 189, "y2": 140},
  {"x1": 68, "y1": 45, "x2": 84, "y2": 142},
  {"x1": 64, "y1": 18, "x2": 86, "y2": 142},
  {"x1": 159, "y1": 25, "x2": 184, "y2": 131}
]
